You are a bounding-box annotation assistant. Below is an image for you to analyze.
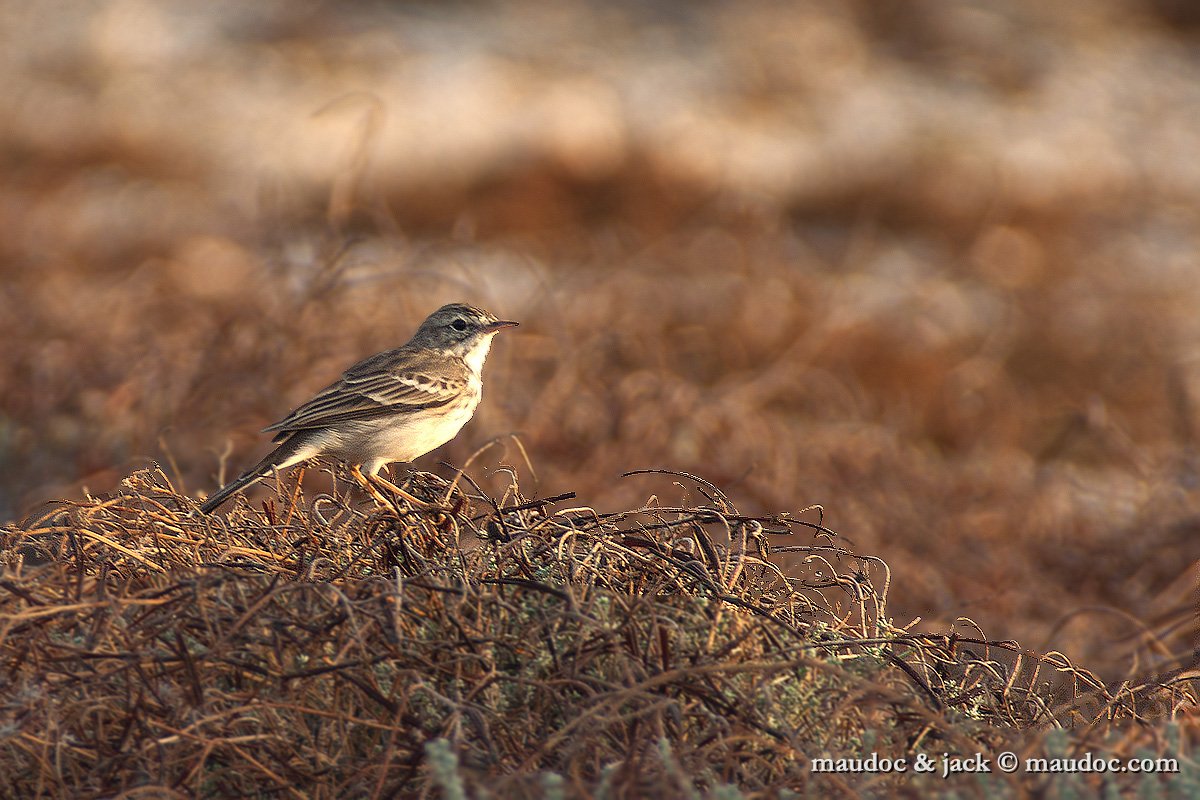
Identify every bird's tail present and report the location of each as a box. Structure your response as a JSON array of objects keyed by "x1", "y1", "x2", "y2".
[{"x1": 199, "y1": 435, "x2": 310, "y2": 514}]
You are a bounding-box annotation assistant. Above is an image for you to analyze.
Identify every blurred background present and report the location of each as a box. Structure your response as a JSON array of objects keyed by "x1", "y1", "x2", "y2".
[{"x1": 2, "y1": 0, "x2": 1199, "y2": 678}]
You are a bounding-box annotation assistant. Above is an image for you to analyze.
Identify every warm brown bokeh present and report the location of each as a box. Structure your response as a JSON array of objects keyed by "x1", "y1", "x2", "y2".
[{"x1": 2, "y1": 0, "x2": 1199, "y2": 680}]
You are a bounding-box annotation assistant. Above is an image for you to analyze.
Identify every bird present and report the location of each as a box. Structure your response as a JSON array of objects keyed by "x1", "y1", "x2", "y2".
[{"x1": 199, "y1": 302, "x2": 517, "y2": 514}]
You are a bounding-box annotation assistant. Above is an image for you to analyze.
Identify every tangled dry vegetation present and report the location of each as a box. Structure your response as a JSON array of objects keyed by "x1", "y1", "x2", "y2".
[
  {"x1": 1, "y1": 466, "x2": 1194, "y2": 798},
  {"x1": 3, "y1": 4, "x2": 1200, "y2": 795}
]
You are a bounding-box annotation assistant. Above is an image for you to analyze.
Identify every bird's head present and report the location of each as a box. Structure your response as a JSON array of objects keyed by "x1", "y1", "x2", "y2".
[{"x1": 411, "y1": 303, "x2": 518, "y2": 369}]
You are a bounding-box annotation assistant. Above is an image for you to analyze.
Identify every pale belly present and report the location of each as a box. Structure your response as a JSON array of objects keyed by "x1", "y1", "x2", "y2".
[{"x1": 306, "y1": 390, "x2": 480, "y2": 474}]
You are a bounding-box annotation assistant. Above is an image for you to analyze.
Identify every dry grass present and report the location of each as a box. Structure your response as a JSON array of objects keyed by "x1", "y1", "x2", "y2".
[
  {"x1": 1, "y1": 467, "x2": 1193, "y2": 797},
  {"x1": 2, "y1": 1, "x2": 1200, "y2": 795}
]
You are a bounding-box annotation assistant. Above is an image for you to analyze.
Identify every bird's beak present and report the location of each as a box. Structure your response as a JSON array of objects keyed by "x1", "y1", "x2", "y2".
[{"x1": 486, "y1": 320, "x2": 519, "y2": 332}]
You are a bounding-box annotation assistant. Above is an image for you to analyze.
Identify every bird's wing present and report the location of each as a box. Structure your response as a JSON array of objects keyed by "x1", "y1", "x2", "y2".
[{"x1": 264, "y1": 348, "x2": 469, "y2": 435}]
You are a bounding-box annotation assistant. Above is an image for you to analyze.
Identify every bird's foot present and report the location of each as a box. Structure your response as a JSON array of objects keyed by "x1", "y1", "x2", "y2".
[
  {"x1": 371, "y1": 472, "x2": 437, "y2": 508},
  {"x1": 348, "y1": 465, "x2": 398, "y2": 508},
  {"x1": 348, "y1": 465, "x2": 437, "y2": 510}
]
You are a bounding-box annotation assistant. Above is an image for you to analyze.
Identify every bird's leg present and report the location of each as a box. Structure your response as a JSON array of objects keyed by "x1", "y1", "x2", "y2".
[
  {"x1": 370, "y1": 467, "x2": 436, "y2": 508},
  {"x1": 348, "y1": 464, "x2": 397, "y2": 509}
]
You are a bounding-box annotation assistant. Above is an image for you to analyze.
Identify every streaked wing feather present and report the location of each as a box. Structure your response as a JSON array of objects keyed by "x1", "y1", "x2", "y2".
[{"x1": 264, "y1": 348, "x2": 468, "y2": 434}]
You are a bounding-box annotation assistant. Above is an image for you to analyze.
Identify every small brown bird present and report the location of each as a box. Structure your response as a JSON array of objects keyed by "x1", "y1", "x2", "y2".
[{"x1": 199, "y1": 302, "x2": 517, "y2": 514}]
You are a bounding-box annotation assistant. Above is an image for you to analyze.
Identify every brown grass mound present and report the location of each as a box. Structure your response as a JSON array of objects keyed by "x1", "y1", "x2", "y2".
[{"x1": 0, "y1": 468, "x2": 1194, "y2": 798}]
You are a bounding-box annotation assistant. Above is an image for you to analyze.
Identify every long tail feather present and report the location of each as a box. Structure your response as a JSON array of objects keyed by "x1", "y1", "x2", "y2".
[{"x1": 199, "y1": 435, "x2": 310, "y2": 514}]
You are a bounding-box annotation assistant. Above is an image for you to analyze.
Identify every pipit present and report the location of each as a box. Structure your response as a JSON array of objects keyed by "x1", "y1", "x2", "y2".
[{"x1": 199, "y1": 302, "x2": 517, "y2": 514}]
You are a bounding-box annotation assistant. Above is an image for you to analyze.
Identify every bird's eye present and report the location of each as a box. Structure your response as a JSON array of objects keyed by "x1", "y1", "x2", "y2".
[{"x1": 451, "y1": 318, "x2": 468, "y2": 331}]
